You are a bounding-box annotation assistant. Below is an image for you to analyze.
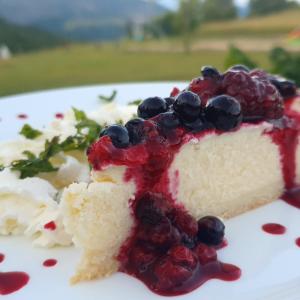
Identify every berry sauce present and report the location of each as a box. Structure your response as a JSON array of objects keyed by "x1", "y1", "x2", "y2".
[
  {"x1": 296, "y1": 238, "x2": 300, "y2": 247},
  {"x1": 87, "y1": 95, "x2": 300, "y2": 296},
  {"x1": 17, "y1": 114, "x2": 28, "y2": 120},
  {"x1": 262, "y1": 223, "x2": 286, "y2": 235},
  {"x1": 0, "y1": 254, "x2": 4, "y2": 263},
  {"x1": 55, "y1": 113, "x2": 64, "y2": 119},
  {"x1": 0, "y1": 272, "x2": 29, "y2": 295},
  {"x1": 43, "y1": 259, "x2": 57, "y2": 267},
  {"x1": 44, "y1": 221, "x2": 56, "y2": 231}
]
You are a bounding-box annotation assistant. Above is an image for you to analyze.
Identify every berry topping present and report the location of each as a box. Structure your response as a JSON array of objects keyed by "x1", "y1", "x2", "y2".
[
  {"x1": 154, "y1": 257, "x2": 193, "y2": 290},
  {"x1": 130, "y1": 246, "x2": 156, "y2": 273},
  {"x1": 168, "y1": 245, "x2": 197, "y2": 268},
  {"x1": 229, "y1": 65, "x2": 250, "y2": 72},
  {"x1": 222, "y1": 69, "x2": 284, "y2": 119},
  {"x1": 269, "y1": 76, "x2": 297, "y2": 99},
  {"x1": 205, "y1": 95, "x2": 242, "y2": 131},
  {"x1": 170, "y1": 87, "x2": 180, "y2": 98},
  {"x1": 156, "y1": 112, "x2": 181, "y2": 130},
  {"x1": 164, "y1": 97, "x2": 175, "y2": 108},
  {"x1": 189, "y1": 77, "x2": 221, "y2": 105},
  {"x1": 195, "y1": 244, "x2": 217, "y2": 265},
  {"x1": 125, "y1": 118, "x2": 145, "y2": 145},
  {"x1": 138, "y1": 97, "x2": 168, "y2": 119},
  {"x1": 99, "y1": 125, "x2": 130, "y2": 148},
  {"x1": 201, "y1": 66, "x2": 221, "y2": 79},
  {"x1": 171, "y1": 211, "x2": 198, "y2": 238},
  {"x1": 197, "y1": 216, "x2": 225, "y2": 246},
  {"x1": 173, "y1": 91, "x2": 202, "y2": 122}
]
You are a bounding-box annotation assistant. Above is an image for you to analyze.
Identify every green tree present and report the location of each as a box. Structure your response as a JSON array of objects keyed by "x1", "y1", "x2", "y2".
[
  {"x1": 249, "y1": 0, "x2": 298, "y2": 16},
  {"x1": 178, "y1": 0, "x2": 202, "y2": 53},
  {"x1": 201, "y1": 0, "x2": 237, "y2": 22},
  {"x1": 224, "y1": 46, "x2": 257, "y2": 69}
]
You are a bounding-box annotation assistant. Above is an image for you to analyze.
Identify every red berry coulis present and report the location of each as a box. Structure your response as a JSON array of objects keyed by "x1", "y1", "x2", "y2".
[
  {"x1": 87, "y1": 95, "x2": 300, "y2": 296},
  {"x1": 0, "y1": 272, "x2": 29, "y2": 295},
  {"x1": 43, "y1": 259, "x2": 57, "y2": 267},
  {"x1": 44, "y1": 221, "x2": 56, "y2": 231},
  {"x1": 262, "y1": 223, "x2": 286, "y2": 235},
  {"x1": 55, "y1": 113, "x2": 64, "y2": 119},
  {"x1": 0, "y1": 254, "x2": 4, "y2": 263},
  {"x1": 296, "y1": 237, "x2": 300, "y2": 247},
  {"x1": 17, "y1": 114, "x2": 28, "y2": 120}
]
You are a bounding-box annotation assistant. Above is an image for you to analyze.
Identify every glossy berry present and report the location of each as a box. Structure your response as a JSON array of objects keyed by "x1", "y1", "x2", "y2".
[
  {"x1": 269, "y1": 76, "x2": 297, "y2": 99},
  {"x1": 165, "y1": 97, "x2": 175, "y2": 108},
  {"x1": 172, "y1": 211, "x2": 198, "y2": 238},
  {"x1": 135, "y1": 195, "x2": 164, "y2": 226},
  {"x1": 125, "y1": 118, "x2": 144, "y2": 145},
  {"x1": 222, "y1": 70, "x2": 283, "y2": 119},
  {"x1": 201, "y1": 66, "x2": 221, "y2": 79},
  {"x1": 173, "y1": 91, "x2": 202, "y2": 122},
  {"x1": 230, "y1": 65, "x2": 250, "y2": 72},
  {"x1": 156, "y1": 112, "x2": 181, "y2": 130},
  {"x1": 197, "y1": 216, "x2": 225, "y2": 246},
  {"x1": 189, "y1": 77, "x2": 221, "y2": 106},
  {"x1": 154, "y1": 257, "x2": 193, "y2": 289},
  {"x1": 205, "y1": 95, "x2": 242, "y2": 131},
  {"x1": 100, "y1": 125, "x2": 130, "y2": 148},
  {"x1": 168, "y1": 245, "x2": 197, "y2": 268},
  {"x1": 195, "y1": 243, "x2": 217, "y2": 265},
  {"x1": 130, "y1": 246, "x2": 156, "y2": 273},
  {"x1": 138, "y1": 97, "x2": 167, "y2": 119}
]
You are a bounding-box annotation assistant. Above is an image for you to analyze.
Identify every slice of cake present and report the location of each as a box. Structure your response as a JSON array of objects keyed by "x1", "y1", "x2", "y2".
[{"x1": 61, "y1": 66, "x2": 300, "y2": 296}]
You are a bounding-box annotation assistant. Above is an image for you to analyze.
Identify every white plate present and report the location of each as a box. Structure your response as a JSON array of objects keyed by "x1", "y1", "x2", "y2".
[{"x1": 1, "y1": 83, "x2": 300, "y2": 300}]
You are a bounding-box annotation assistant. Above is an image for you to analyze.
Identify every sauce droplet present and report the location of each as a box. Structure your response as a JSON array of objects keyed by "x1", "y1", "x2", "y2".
[
  {"x1": 55, "y1": 113, "x2": 64, "y2": 119},
  {"x1": 44, "y1": 221, "x2": 56, "y2": 231},
  {"x1": 0, "y1": 272, "x2": 29, "y2": 295},
  {"x1": 262, "y1": 223, "x2": 286, "y2": 235},
  {"x1": 282, "y1": 188, "x2": 300, "y2": 209},
  {"x1": 43, "y1": 259, "x2": 57, "y2": 267},
  {"x1": 17, "y1": 114, "x2": 28, "y2": 120},
  {"x1": 0, "y1": 253, "x2": 4, "y2": 263},
  {"x1": 295, "y1": 237, "x2": 300, "y2": 247}
]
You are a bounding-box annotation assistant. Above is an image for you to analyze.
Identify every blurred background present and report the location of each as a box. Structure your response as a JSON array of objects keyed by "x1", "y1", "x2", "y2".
[{"x1": 0, "y1": 0, "x2": 299, "y2": 97}]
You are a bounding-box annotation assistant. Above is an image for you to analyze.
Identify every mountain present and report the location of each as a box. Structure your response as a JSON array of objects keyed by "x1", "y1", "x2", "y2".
[
  {"x1": 0, "y1": 0, "x2": 167, "y2": 41},
  {"x1": 0, "y1": 18, "x2": 64, "y2": 54}
]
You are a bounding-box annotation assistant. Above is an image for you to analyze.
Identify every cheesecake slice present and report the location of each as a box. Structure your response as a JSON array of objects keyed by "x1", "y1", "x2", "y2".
[{"x1": 61, "y1": 67, "x2": 300, "y2": 295}]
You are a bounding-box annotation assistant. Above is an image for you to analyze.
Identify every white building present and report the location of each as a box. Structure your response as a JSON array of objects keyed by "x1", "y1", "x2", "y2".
[{"x1": 0, "y1": 45, "x2": 12, "y2": 60}]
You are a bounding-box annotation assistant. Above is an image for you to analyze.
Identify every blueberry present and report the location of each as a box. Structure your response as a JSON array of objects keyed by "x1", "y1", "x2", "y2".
[
  {"x1": 269, "y1": 76, "x2": 297, "y2": 99},
  {"x1": 138, "y1": 97, "x2": 167, "y2": 119},
  {"x1": 125, "y1": 118, "x2": 144, "y2": 145},
  {"x1": 230, "y1": 64, "x2": 250, "y2": 72},
  {"x1": 197, "y1": 216, "x2": 225, "y2": 246},
  {"x1": 201, "y1": 66, "x2": 221, "y2": 79},
  {"x1": 173, "y1": 91, "x2": 202, "y2": 122},
  {"x1": 157, "y1": 112, "x2": 180, "y2": 130},
  {"x1": 100, "y1": 124, "x2": 130, "y2": 148},
  {"x1": 182, "y1": 117, "x2": 206, "y2": 132},
  {"x1": 136, "y1": 195, "x2": 164, "y2": 226},
  {"x1": 204, "y1": 95, "x2": 242, "y2": 131},
  {"x1": 164, "y1": 97, "x2": 175, "y2": 108}
]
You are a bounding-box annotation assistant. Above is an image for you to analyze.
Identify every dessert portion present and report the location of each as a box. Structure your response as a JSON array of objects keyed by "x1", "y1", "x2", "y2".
[
  {"x1": 61, "y1": 66, "x2": 300, "y2": 295},
  {"x1": 0, "y1": 102, "x2": 137, "y2": 247}
]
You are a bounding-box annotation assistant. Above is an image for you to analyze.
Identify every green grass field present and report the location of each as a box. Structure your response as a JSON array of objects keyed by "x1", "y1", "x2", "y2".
[
  {"x1": 0, "y1": 44, "x2": 270, "y2": 97},
  {"x1": 197, "y1": 9, "x2": 300, "y2": 38}
]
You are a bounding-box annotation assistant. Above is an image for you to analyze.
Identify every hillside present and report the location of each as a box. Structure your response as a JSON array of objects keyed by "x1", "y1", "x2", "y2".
[
  {"x1": 0, "y1": 0, "x2": 167, "y2": 41},
  {"x1": 0, "y1": 18, "x2": 64, "y2": 54},
  {"x1": 197, "y1": 9, "x2": 300, "y2": 38}
]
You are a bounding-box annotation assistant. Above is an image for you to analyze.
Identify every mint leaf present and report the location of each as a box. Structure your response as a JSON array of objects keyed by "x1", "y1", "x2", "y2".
[
  {"x1": 40, "y1": 137, "x2": 61, "y2": 160},
  {"x1": 72, "y1": 107, "x2": 87, "y2": 122},
  {"x1": 99, "y1": 90, "x2": 117, "y2": 103},
  {"x1": 11, "y1": 158, "x2": 58, "y2": 179},
  {"x1": 20, "y1": 124, "x2": 42, "y2": 139},
  {"x1": 128, "y1": 99, "x2": 142, "y2": 106}
]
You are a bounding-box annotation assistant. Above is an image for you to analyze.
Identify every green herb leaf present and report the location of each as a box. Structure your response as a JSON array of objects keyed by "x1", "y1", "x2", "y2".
[
  {"x1": 99, "y1": 90, "x2": 117, "y2": 103},
  {"x1": 0, "y1": 164, "x2": 4, "y2": 171},
  {"x1": 72, "y1": 107, "x2": 87, "y2": 122},
  {"x1": 23, "y1": 151, "x2": 37, "y2": 160},
  {"x1": 40, "y1": 137, "x2": 61, "y2": 160},
  {"x1": 11, "y1": 158, "x2": 58, "y2": 179},
  {"x1": 128, "y1": 99, "x2": 142, "y2": 106},
  {"x1": 20, "y1": 124, "x2": 42, "y2": 139}
]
